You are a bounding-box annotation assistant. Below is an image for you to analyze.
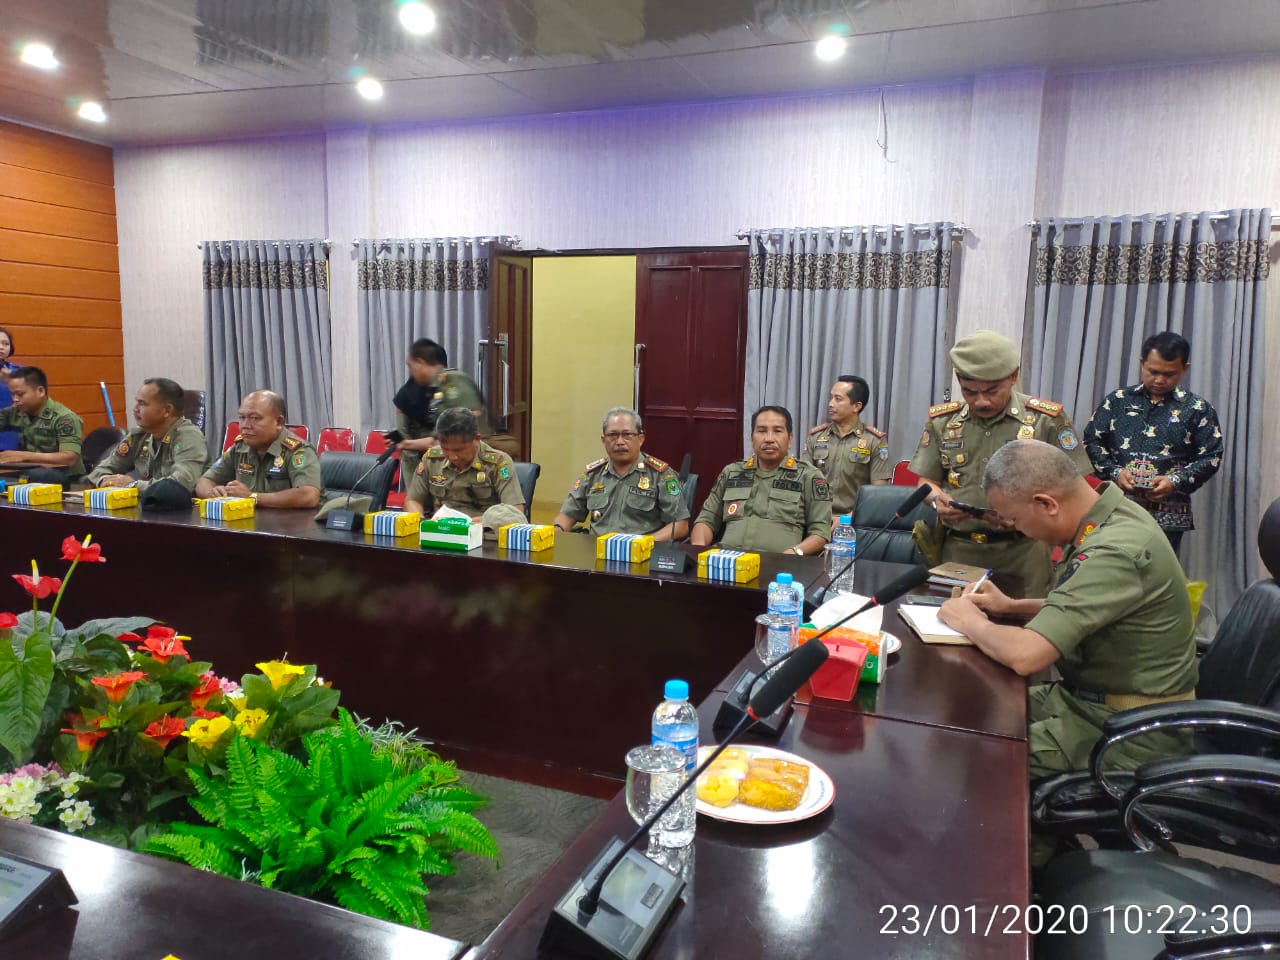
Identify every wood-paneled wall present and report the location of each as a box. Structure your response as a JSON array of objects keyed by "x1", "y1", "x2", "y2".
[{"x1": 0, "y1": 119, "x2": 123, "y2": 432}]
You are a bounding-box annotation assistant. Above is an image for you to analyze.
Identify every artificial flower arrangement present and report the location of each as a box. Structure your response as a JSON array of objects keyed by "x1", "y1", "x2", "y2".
[{"x1": 0, "y1": 535, "x2": 496, "y2": 929}]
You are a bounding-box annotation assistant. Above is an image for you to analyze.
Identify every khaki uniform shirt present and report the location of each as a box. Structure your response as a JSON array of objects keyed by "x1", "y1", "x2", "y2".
[
  {"x1": 405, "y1": 439, "x2": 522, "y2": 518},
  {"x1": 87, "y1": 418, "x2": 209, "y2": 492},
  {"x1": 201, "y1": 430, "x2": 322, "y2": 494},
  {"x1": 560, "y1": 454, "x2": 689, "y2": 535},
  {"x1": 1027, "y1": 482, "x2": 1197, "y2": 698},
  {"x1": 430, "y1": 369, "x2": 492, "y2": 434},
  {"x1": 802, "y1": 417, "x2": 892, "y2": 516},
  {"x1": 695, "y1": 456, "x2": 832, "y2": 553},
  {"x1": 0, "y1": 398, "x2": 85, "y2": 475}
]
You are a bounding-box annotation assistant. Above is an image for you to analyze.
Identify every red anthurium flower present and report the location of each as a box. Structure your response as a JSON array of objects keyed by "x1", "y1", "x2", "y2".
[
  {"x1": 119, "y1": 626, "x2": 189, "y2": 663},
  {"x1": 142, "y1": 715, "x2": 187, "y2": 749},
  {"x1": 189, "y1": 672, "x2": 221, "y2": 709},
  {"x1": 60, "y1": 713, "x2": 108, "y2": 752},
  {"x1": 61, "y1": 535, "x2": 105, "y2": 564},
  {"x1": 13, "y1": 560, "x2": 60, "y2": 599},
  {"x1": 91, "y1": 670, "x2": 148, "y2": 704},
  {"x1": 118, "y1": 625, "x2": 178, "y2": 645},
  {"x1": 189, "y1": 707, "x2": 222, "y2": 720},
  {"x1": 0, "y1": 612, "x2": 16, "y2": 629}
]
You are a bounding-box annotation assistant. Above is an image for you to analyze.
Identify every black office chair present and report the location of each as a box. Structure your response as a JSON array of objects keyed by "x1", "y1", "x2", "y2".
[
  {"x1": 182, "y1": 389, "x2": 206, "y2": 433},
  {"x1": 680, "y1": 473, "x2": 699, "y2": 517},
  {"x1": 318, "y1": 452, "x2": 397, "y2": 511},
  {"x1": 82, "y1": 426, "x2": 126, "y2": 470},
  {"x1": 848, "y1": 484, "x2": 935, "y2": 564},
  {"x1": 513, "y1": 461, "x2": 540, "y2": 517}
]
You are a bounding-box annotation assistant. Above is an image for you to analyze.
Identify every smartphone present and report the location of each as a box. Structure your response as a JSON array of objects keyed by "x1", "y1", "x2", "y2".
[
  {"x1": 949, "y1": 500, "x2": 987, "y2": 518},
  {"x1": 904, "y1": 593, "x2": 946, "y2": 606}
]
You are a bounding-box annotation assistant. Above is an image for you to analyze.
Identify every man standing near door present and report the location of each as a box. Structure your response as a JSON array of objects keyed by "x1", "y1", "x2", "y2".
[
  {"x1": 803, "y1": 375, "x2": 892, "y2": 520},
  {"x1": 395, "y1": 338, "x2": 491, "y2": 479}
]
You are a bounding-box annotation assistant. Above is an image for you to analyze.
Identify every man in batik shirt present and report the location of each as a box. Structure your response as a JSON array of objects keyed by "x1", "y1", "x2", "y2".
[{"x1": 1083, "y1": 331, "x2": 1222, "y2": 554}]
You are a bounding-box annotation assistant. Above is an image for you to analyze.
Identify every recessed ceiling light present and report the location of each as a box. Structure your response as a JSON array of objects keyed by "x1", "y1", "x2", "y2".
[
  {"x1": 77, "y1": 101, "x2": 107, "y2": 123},
  {"x1": 398, "y1": 1, "x2": 436, "y2": 35},
  {"x1": 815, "y1": 35, "x2": 847, "y2": 62},
  {"x1": 356, "y1": 77, "x2": 384, "y2": 100},
  {"x1": 20, "y1": 42, "x2": 59, "y2": 71}
]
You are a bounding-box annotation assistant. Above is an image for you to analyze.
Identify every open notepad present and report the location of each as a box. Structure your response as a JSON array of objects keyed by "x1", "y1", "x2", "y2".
[{"x1": 898, "y1": 604, "x2": 973, "y2": 645}]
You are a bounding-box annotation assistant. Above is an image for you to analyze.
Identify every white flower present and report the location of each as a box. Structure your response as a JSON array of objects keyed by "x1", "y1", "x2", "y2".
[
  {"x1": 57, "y1": 800, "x2": 95, "y2": 833},
  {"x1": 0, "y1": 777, "x2": 42, "y2": 821},
  {"x1": 58, "y1": 771, "x2": 88, "y2": 797}
]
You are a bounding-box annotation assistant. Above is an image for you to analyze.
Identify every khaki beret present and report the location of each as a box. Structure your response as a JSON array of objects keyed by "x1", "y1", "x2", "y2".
[
  {"x1": 950, "y1": 330, "x2": 1021, "y2": 380},
  {"x1": 482, "y1": 503, "x2": 528, "y2": 538}
]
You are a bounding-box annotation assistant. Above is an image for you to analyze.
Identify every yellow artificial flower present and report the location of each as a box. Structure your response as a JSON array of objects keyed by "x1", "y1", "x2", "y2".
[
  {"x1": 255, "y1": 660, "x2": 306, "y2": 690},
  {"x1": 232, "y1": 708, "x2": 269, "y2": 738},
  {"x1": 181, "y1": 715, "x2": 233, "y2": 749},
  {"x1": 226, "y1": 693, "x2": 248, "y2": 711}
]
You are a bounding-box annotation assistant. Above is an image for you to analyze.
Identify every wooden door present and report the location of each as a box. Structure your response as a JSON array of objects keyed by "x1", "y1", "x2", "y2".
[
  {"x1": 485, "y1": 252, "x2": 532, "y2": 460},
  {"x1": 635, "y1": 251, "x2": 748, "y2": 513}
]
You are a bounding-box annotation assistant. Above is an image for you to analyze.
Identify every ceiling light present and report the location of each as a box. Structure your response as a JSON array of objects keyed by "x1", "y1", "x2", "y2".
[
  {"x1": 815, "y1": 35, "x2": 847, "y2": 62},
  {"x1": 77, "y1": 101, "x2": 107, "y2": 123},
  {"x1": 398, "y1": 1, "x2": 436, "y2": 35},
  {"x1": 356, "y1": 77, "x2": 384, "y2": 101},
  {"x1": 20, "y1": 42, "x2": 59, "y2": 71}
]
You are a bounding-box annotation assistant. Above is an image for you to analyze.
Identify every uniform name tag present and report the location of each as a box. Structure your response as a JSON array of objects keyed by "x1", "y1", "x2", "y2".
[
  {"x1": 726, "y1": 477, "x2": 755, "y2": 489},
  {"x1": 771, "y1": 479, "x2": 802, "y2": 492}
]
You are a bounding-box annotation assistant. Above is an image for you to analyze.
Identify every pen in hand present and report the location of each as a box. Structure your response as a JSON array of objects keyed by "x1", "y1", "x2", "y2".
[{"x1": 967, "y1": 569, "x2": 992, "y2": 596}]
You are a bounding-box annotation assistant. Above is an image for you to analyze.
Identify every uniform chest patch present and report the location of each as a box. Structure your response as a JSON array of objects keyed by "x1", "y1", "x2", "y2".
[{"x1": 772, "y1": 479, "x2": 802, "y2": 492}]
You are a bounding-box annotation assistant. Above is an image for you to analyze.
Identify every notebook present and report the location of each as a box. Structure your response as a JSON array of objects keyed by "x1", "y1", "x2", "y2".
[
  {"x1": 898, "y1": 603, "x2": 973, "y2": 646},
  {"x1": 927, "y1": 561, "x2": 989, "y2": 588}
]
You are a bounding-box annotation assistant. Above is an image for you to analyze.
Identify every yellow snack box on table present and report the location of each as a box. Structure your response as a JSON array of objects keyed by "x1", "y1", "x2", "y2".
[
  {"x1": 595, "y1": 532, "x2": 654, "y2": 563},
  {"x1": 498, "y1": 522, "x2": 555, "y2": 552},
  {"x1": 696, "y1": 548, "x2": 760, "y2": 583},
  {"x1": 8, "y1": 483, "x2": 62, "y2": 506},
  {"x1": 197, "y1": 496, "x2": 255, "y2": 521},
  {"x1": 83, "y1": 487, "x2": 139, "y2": 510},
  {"x1": 363, "y1": 510, "x2": 422, "y2": 538}
]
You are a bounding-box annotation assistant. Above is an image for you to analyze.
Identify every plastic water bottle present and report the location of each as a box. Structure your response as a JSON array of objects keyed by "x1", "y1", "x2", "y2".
[
  {"x1": 828, "y1": 515, "x2": 856, "y2": 596},
  {"x1": 650, "y1": 679, "x2": 698, "y2": 848},
  {"x1": 766, "y1": 573, "x2": 803, "y2": 658}
]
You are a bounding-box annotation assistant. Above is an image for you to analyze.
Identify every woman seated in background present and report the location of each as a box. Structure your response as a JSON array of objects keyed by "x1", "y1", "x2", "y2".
[{"x1": 0, "y1": 328, "x2": 19, "y2": 451}]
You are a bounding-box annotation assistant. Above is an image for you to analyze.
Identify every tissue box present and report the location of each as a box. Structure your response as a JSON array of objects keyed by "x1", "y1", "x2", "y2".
[
  {"x1": 198, "y1": 497, "x2": 255, "y2": 521},
  {"x1": 800, "y1": 625, "x2": 886, "y2": 684},
  {"x1": 84, "y1": 487, "x2": 139, "y2": 510},
  {"x1": 364, "y1": 510, "x2": 422, "y2": 537},
  {"x1": 420, "y1": 515, "x2": 482, "y2": 552},
  {"x1": 498, "y1": 523, "x2": 555, "y2": 552},
  {"x1": 596, "y1": 533, "x2": 654, "y2": 563},
  {"x1": 696, "y1": 549, "x2": 761, "y2": 583},
  {"x1": 8, "y1": 483, "x2": 62, "y2": 506}
]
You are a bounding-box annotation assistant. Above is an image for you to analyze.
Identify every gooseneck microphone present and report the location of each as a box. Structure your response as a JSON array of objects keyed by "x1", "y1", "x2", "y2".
[
  {"x1": 813, "y1": 484, "x2": 931, "y2": 607},
  {"x1": 319, "y1": 431, "x2": 405, "y2": 529}
]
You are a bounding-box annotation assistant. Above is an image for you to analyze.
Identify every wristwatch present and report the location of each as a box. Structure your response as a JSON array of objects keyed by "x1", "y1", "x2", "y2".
[{"x1": 790, "y1": 546, "x2": 804, "y2": 556}]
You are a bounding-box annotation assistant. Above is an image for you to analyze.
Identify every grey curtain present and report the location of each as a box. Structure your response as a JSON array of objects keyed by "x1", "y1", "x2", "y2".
[
  {"x1": 1024, "y1": 209, "x2": 1270, "y2": 613},
  {"x1": 202, "y1": 239, "x2": 333, "y2": 454},
  {"x1": 743, "y1": 224, "x2": 956, "y2": 460},
  {"x1": 357, "y1": 238, "x2": 500, "y2": 432}
]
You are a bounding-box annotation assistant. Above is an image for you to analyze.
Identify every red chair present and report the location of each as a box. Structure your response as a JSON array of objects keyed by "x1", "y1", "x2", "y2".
[
  {"x1": 363, "y1": 430, "x2": 389, "y2": 456},
  {"x1": 316, "y1": 427, "x2": 355, "y2": 454},
  {"x1": 365, "y1": 431, "x2": 406, "y2": 507},
  {"x1": 222, "y1": 422, "x2": 241, "y2": 451},
  {"x1": 892, "y1": 460, "x2": 920, "y2": 486},
  {"x1": 286, "y1": 424, "x2": 309, "y2": 440}
]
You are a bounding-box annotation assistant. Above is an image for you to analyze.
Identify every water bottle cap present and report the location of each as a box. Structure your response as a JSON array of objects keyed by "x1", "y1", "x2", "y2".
[
  {"x1": 839, "y1": 514, "x2": 852, "y2": 525},
  {"x1": 664, "y1": 679, "x2": 689, "y2": 700},
  {"x1": 776, "y1": 572, "x2": 794, "y2": 585}
]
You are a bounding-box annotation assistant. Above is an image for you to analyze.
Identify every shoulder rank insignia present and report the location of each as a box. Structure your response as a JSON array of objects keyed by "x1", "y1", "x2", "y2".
[
  {"x1": 1026, "y1": 397, "x2": 1064, "y2": 417},
  {"x1": 784, "y1": 456, "x2": 796, "y2": 469},
  {"x1": 929, "y1": 401, "x2": 962, "y2": 419},
  {"x1": 481, "y1": 451, "x2": 502, "y2": 464},
  {"x1": 865, "y1": 424, "x2": 887, "y2": 439},
  {"x1": 1076, "y1": 521, "x2": 1097, "y2": 546},
  {"x1": 644, "y1": 454, "x2": 669, "y2": 472},
  {"x1": 808, "y1": 422, "x2": 830, "y2": 436},
  {"x1": 743, "y1": 456, "x2": 756, "y2": 469},
  {"x1": 426, "y1": 445, "x2": 443, "y2": 457},
  {"x1": 585, "y1": 457, "x2": 607, "y2": 471},
  {"x1": 281, "y1": 435, "x2": 302, "y2": 450},
  {"x1": 416, "y1": 461, "x2": 426, "y2": 475}
]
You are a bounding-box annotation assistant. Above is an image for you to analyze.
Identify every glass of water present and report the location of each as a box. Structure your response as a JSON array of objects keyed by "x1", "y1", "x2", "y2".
[
  {"x1": 625, "y1": 744, "x2": 692, "y2": 866},
  {"x1": 754, "y1": 611, "x2": 793, "y2": 680}
]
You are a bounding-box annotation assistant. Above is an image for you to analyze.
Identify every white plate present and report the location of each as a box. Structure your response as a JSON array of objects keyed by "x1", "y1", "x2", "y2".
[
  {"x1": 695, "y1": 744, "x2": 835, "y2": 825},
  {"x1": 880, "y1": 631, "x2": 902, "y2": 655}
]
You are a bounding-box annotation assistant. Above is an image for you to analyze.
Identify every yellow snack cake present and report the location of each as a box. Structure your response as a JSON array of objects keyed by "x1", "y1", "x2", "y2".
[
  {"x1": 697, "y1": 548, "x2": 761, "y2": 583},
  {"x1": 8, "y1": 483, "x2": 62, "y2": 506},
  {"x1": 596, "y1": 532, "x2": 654, "y2": 563},
  {"x1": 363, "y1": 510, "x2": 422, "y2": 537},
  {"x1": 197, "y1": 496, "x2": 255, "y2": 521},
  {"x1": 696, "y1": 772, "x2": 740, "y2": 808},
  {"x1": 498, "y1": 522, "x2": 555, "y2": 552},
  {"x1": 83, "y1": 487, "x2": 139, "y2": 510}
]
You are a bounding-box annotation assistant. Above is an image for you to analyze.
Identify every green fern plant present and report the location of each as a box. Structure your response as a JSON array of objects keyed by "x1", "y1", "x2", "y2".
[{"x1": 145, "y1": 708, "x2": 497, "y2": 929}]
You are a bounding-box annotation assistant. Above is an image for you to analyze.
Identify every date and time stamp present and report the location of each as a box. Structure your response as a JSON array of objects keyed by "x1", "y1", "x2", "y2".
[{"x1": 879, "y1": 903, "x2": 1254, "y2": 938}]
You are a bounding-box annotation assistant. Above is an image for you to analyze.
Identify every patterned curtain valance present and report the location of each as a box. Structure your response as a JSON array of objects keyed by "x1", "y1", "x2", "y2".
[
  {"x1": 356, "y1": 258, "x2": 489, "y2": 292},
  {"x1": 201, "y1": 240, "x2": 329, "y2": 290},
  {"x1": 749, "y1": 247, "x2": 952, "y2": 291}
]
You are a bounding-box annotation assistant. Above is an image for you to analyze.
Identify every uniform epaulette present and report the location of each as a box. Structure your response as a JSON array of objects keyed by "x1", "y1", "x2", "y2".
[
  {"x1": 929, "y1": 401, "x2": 962, "y2": 418},
  {"x1": 1026, "y1": 397, "x2": 1064, "y2": 417},
  {"x1": 743, "y1": 456, "x2": 756, "y2": 469},
  {"x1": 481, "y1": 451, "x2": 502, "y2": 464},
  {"x1": 426, "y1": 445, "x2": 443, "y2": 457},
  {"x1": 281, "y1": 435, "x2": 302, "y2": 450},
  {"x1": 643, "y1": 454, "x2": 669, "y2": 472},
  {"x1": 808, "y1": 422, "x2": 830, "y2": 436},
  {"x1": 865, "y1": 424, "x2": 887, "y2": 439},
  {"x1": 784, "y1": 456, "x2": 796, "y2": 469},
  {"x1": 585, "y1": 457, "x2": 607, "y2": 471}
]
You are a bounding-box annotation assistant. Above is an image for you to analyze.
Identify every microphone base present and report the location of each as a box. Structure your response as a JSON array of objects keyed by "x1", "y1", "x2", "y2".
[
  {"x1": 324, "y1": 508, "x2": 359, "y2": 531},
  {"x1": 650, "y1": 544, "x2": 690, "y2": 574},
  {"x1": 540, "y1": 839, "x2": 684, "y2": 960},
  {"x1": 711, "y1": 670, "x2": 793, "y2": 739}
]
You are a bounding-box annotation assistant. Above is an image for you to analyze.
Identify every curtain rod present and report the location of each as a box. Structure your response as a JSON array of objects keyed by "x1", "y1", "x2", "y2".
[
  {"x1": 1026, "y1": 215, "x2": 1280, "y2": 232},
  {"x1": 196, "y1": 239, "x2": 330, "y2": 250},
  {"x1": 351, "y1": 236, "x2": 521, "y2": 248},
  {"x1": 737, "y1": 225, "x2": 967, "y2": 240}
]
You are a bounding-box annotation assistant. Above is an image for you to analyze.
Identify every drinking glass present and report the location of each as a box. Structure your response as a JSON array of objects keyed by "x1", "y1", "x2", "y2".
[
  {"x1": 754, "y1": 611, "x2": 793, "y2": 681},
  {"x1": 625, "y1": 744, "x2": 688, "y2": 864}
]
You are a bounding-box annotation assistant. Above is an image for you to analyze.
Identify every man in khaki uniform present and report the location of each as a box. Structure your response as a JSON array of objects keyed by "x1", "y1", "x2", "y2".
[
  {"x1": 692, "y1": 406, "x2": 832, "y2": 555},
  {"x1": 940, "y1": 442, "x2": 1196, "y2": 760},
  {"x1": 88, "y1": 378, "x2": 208, "y2": 492},
  {"x1": 195, "y1": 390, "x2": 322, "y2": 508},
  {"x1": 554, "y1": 407, "x2": 689, "y2": 540},
  {"x1": 404, "y1": 407, "x2": 523, "y2": 518},
  {"x1": 803, "y1": 375, "x2": 892, "y2": 519},
  {"x1": 0, "y1": 366, "x2": 85, "y2": 483},
  {"x1": 909, "y1": 330, "x2": 1091, "y2": 597},
  {"x1": 395, "y1": 338, "x2": 492, "y2": 478}
]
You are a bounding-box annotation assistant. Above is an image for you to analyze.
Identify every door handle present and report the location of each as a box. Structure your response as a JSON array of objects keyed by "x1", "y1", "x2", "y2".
[
  {"x1": 633, "y1": 343, "x2": 646, "y2": 410},
  {"x1": 497, "y1": 337, "x2": 510, "y2": 420}
]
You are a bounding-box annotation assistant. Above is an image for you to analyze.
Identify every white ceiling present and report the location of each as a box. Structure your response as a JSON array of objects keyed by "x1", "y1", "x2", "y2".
[{"x1": 2, "y1": 0, "x2": 1279, "y2": 146}]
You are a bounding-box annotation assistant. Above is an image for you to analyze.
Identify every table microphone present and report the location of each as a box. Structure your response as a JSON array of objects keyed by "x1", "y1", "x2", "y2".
[
  {"x1": 808, "y1": 484, "x2": 931, "y2": 611},
  {"x1": 319, "y1": 433, "x2": 403, "y2": 530},
  {"x1": 542, "y1": 640, "x2": 830, "y2": 959}
]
